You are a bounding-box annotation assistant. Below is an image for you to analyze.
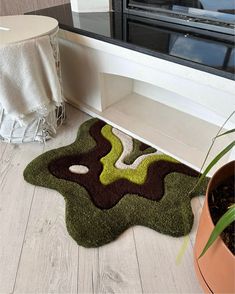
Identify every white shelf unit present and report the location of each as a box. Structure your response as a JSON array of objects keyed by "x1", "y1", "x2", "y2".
[{"x1": 58, "y1": 29, "x2": 235, "y2": 174}]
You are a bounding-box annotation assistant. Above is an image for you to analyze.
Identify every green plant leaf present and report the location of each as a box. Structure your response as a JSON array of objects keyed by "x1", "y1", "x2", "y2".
[
  {"x1": 214, "y1": 129, "x2": 235, "y2": 139},
  {"x1": 196, "y1": 141, "x2": 235, "y2": 190},
  {"x1": 199, "y1": 204, "x2": 235, "y2": 258},
  {"x1": 198, "y1": 111, "x2": 234, "y2": 178}
]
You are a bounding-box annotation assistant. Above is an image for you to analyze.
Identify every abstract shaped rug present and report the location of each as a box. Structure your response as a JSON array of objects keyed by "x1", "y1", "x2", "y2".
[{"x1": 24, "y1": 118, "x2": 208, "y2": 247}]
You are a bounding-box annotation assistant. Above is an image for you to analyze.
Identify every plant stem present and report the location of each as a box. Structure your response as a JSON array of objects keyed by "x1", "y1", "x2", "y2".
[
  {"x1": 189, "y1": 111, "x2": 235, "y2": 195},
  {"x1": 199, "y1": 111, "x2": 235, "y2": 175}
]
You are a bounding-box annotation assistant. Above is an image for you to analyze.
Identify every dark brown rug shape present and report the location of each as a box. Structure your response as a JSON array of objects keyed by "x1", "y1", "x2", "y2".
[{"x1": 49, "y1": 120, "x2": 199, "y2": 209}]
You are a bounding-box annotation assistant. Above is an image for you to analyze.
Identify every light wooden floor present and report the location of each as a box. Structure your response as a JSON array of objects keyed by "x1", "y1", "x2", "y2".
[{"x1": 0, "y1": 104, "x2": 204, "y2": 294}]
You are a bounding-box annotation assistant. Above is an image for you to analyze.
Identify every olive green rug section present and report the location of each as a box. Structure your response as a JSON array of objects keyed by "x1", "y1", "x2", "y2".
[
  {"x1": 24, "y1": 118, "x2": 209, "y2": 247},
  {"x1": 100, "y1": 125, "x2": 178, "y2": 185},
  {"x1": 65, "y1": 173, "x2": 205, "y2": 247}
]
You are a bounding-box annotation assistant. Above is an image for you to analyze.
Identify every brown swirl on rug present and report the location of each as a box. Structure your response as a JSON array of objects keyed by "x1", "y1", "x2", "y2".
[{"x1": 48, "y1": 120, "x2": 199, "y2": 209}]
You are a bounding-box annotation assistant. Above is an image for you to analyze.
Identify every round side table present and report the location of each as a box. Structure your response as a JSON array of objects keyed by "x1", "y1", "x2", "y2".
[{"x1": 0, "y1": 15, "x2": 65, "y2": 143}]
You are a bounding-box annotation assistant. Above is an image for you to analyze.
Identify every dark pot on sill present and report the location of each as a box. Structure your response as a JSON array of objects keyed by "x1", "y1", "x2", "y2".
[{"x1": 194, "y1": 161, "x2": 235, "y2": 293}]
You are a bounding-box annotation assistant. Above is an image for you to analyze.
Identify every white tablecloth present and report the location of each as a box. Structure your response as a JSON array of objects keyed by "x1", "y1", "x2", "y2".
[{"x1": 0, "y1": 33, "x2": 62, "y2": 125}]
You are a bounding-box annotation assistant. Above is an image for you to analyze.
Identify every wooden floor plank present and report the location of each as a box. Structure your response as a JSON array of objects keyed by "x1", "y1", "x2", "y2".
[
  {"x1": 0, "y1": 142, "x2": 43, "y2": 293},
  {"x1": 189, "y1": 197, "x2": 204, "y2": 246},
  {"x1": 13, "y1": 187, "x2": 79, "y2": 294},
  {"x1": 14, "y1": 105, "x2": 90, "y2": 294},
  {"x1": 77, "y1": 247, "x2": 99, "y2": 294},
  {"x1": 77, "y1": 229, "x2": 143, "y2": 294},
  {"x1": 97, "y1": 230, "x2": 143, "y2": 294},
  {"x1": 0, "y1": 141, "x2": 7, "y2": 159}
]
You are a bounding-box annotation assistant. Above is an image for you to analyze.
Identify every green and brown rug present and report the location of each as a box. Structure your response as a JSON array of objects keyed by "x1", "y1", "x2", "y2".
[{"x1": 24, "y1": 118, "x2": 208, "y2": 247}]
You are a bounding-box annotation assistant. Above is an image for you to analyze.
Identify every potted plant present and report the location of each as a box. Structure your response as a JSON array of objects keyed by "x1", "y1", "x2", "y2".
[{"x1": 194, "y1": 112, "x2": 235, "y2": 293}]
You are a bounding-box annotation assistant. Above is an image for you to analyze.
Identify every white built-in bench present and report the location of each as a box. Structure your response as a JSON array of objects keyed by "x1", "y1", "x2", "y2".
[{"x1": 58, "y1": 29, "x2": 235, "y2": 174}]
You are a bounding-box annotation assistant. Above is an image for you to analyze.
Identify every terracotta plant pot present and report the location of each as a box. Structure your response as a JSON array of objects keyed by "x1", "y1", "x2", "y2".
[{"x1": 194, "y1": 161, "x2": 235, "y2": 293}]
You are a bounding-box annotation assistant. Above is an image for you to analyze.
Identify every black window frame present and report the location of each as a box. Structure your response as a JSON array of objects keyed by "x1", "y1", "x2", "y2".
[{"x1": 123, "y1": 0, "x2": 235, "y2": 35}]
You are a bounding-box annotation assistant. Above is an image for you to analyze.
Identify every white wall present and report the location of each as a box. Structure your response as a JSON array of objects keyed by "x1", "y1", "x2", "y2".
[
  {"x1": 0, "y1": 0, "x2": 70, "y2": 16},
  {"x1": 70, "y1": 0, "x2": 111, "y2": 12},
  {"x1": 72, "y1": 13, "x2": 111, "y2": 37}
]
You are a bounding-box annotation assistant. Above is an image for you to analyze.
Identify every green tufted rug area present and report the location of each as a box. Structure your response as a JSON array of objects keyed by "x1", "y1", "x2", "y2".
[{"x1": 24, "y1": 118, "x2": 209, "y2": 247}]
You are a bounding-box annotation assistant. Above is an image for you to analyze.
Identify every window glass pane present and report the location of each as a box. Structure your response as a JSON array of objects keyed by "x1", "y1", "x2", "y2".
[{"x1": 170, "y1": 36, "x2": 227, "y2": 68}]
